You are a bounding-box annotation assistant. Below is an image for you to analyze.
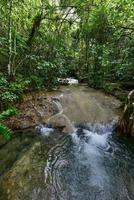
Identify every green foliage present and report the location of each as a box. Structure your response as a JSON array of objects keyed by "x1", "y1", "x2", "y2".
[
  {"x1": 0, "y1": 0, "x2": 133, "y2": 98},
  {"x1": 103, "y1": 83, "x2": 114, "y2": 94},
  {"x1": 0, "y1": 92, "x2": 18, "y2": 104},
  {"x1": 0, "y1": 108, "x2": 17, "y2": 140},
  {"x1": 30, "y1": 75, "x2": 44, "y2": 89},
  {"x1": 0, "y1": 123, "x2": 12, "y2": 141},
  {"x1": 36, "y1": 61, "x2": 60, "y2": 88},
  {"x1": 0, "y1": 108, "x2": 17, "y2": 120},
  {"x1": 115, "y1": 64, "x2": 134, "y2": 81},
  {"x1": 9, "y1": 79, "x2": 30, "y2": 96},
  {"x1": 0, "y1": 76, "x2": 30, "y2": 109},
  {"x1": 27, "y1": 60, "x2": 60, "y2": 89}
]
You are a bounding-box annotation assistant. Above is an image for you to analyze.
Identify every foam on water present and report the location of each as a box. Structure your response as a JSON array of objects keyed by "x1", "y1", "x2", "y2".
[
  {"x1": 72, "y1": 122, "x2": 115, "y2": 148},
  {"x1": 36, "y1": 125, "x2": 54, "y2": 137},
  {"x1": 71, "y1": 122, "x2": 115, "y2": 189},
  {"x1": 83, "y1": 129, "x2": 108, "y2": 147}
]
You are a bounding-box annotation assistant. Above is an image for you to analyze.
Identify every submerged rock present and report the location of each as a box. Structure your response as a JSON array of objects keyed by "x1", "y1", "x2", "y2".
[
  {"x1": 0, "y1": 132, "x2": 37, "y2": 177},
  {"x1": 0, "y1": 142, "x2": 46, "y2": 200},
  {"x1": 59, "y1": 86, "x2": 121, "y2": 123}
]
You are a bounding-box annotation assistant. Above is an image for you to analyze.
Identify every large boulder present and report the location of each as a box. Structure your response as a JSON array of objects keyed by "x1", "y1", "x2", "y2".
[{"x1": 47, "y1": 113, "x2": 75, "y2": 133}]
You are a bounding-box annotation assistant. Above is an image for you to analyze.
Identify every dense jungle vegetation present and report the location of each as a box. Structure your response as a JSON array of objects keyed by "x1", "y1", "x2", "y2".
[{"x1": 0, "y1": 0, "x2": 134, "y2": 138}]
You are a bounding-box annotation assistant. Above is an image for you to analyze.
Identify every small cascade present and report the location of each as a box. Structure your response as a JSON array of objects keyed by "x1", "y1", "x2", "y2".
[{"x1": 42, "y1": 121, "x2": 134, "y2": 200}]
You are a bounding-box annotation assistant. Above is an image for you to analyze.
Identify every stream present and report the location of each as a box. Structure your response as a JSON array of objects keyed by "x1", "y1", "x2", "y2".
[
  {"x1": 0, "y1": 85, "x2": 134, "y2": 200},
  {"x1": 39, "y1": 123, "x2": 134, "y2": 200}
]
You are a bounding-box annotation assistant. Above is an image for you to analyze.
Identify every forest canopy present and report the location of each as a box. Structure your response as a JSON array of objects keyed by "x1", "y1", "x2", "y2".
[{"x1": 0, "y1": 0, "x2": 134, "y2": 109}]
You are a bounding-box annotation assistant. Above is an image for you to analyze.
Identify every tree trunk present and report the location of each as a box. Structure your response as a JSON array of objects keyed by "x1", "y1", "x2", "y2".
[
  {"x1": 26, "y1": 12, "x2": 43, "y2": 47},
  {"x1": 7, "y1": 0, "x2": 13, "y2": 80}
]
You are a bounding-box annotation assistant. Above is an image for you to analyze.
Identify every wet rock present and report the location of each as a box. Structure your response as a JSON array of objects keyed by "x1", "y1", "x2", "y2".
[
  {"x1": 4, "y1": 98, "x2": 57, "y2": 130},
  {"x1": 0, "y1": 142, "x2": 46, "y2": 200},
  {"x1": 51, "y1": 100, "x2": 63, "y2": 114},
  {"x1": 47, "y1": 113, "x2": 75, "y2": 133},
  {"x1": 58, "y1": 78, "x2": 69, "y2": 85}
]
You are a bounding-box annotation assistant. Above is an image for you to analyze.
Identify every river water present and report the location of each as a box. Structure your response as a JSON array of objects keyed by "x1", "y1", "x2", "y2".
[
  {"x1": 0, "y1": 86, "x2": 134, "y2": 200},
  {"x1": 35, "y1": 122, "x2": 134, "y2": 200}
]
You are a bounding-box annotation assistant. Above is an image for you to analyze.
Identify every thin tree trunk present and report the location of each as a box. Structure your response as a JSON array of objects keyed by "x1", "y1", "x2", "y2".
[{"x1": 8, "y1": 0, "x2": 13, "y2": 80}]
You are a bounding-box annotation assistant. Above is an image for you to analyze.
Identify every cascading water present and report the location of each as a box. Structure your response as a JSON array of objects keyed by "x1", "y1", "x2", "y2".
[{"x1": 34, "y1": 121, "x2": 134, "y2": 200}]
